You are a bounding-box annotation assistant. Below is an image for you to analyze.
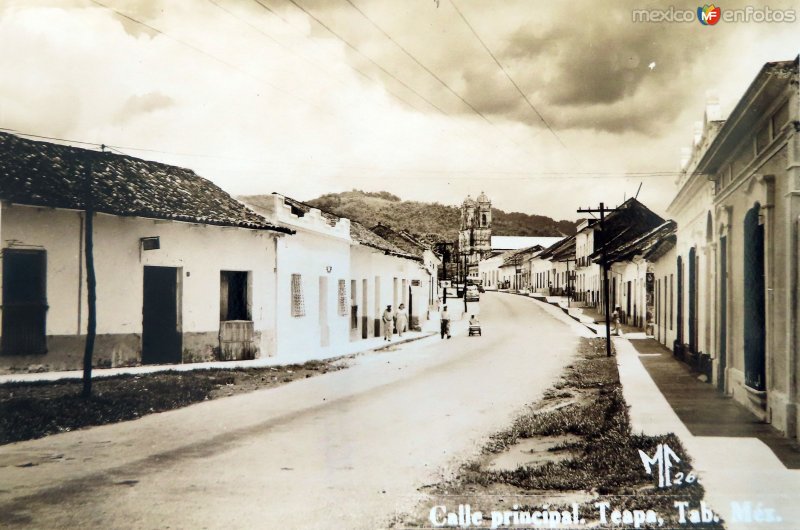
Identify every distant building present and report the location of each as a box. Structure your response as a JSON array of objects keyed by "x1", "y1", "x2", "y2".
[
  {"x1": 458, "y1": 192, "x2": 492, "y2": 275},
  {"x1": 575, "y1": 198, "x2": 665, "y2": 309},
  {"x1": 490, "y1": 236, "x2": 563, "y2": 254}
]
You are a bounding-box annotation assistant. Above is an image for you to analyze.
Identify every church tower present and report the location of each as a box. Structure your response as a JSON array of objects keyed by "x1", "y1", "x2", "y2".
[
  {"x1": 458, "y1": 192, "x2": 492, "y2": 274},
  {"x1": 474, "y1": 191, "x2": 492, "y2": 260}
]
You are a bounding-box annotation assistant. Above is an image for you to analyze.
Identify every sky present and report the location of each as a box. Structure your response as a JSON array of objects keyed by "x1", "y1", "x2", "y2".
[{"x1": 0, "y1": 0, "x2": 798, "y2": 221}]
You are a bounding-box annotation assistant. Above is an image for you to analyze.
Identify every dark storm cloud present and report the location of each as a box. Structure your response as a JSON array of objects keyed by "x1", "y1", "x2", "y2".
[
  {"x1": 505, "y1": 21, "x2": 700, "y2": 105},
  {"x1": 459, "y1": 63, "x2": 523, "y2": 115},
  {"x1": 292, "y1": 0, "x2": 719, "y2": 134}
]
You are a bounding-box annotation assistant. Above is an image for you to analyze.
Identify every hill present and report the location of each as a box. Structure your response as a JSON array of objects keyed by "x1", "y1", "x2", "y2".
[{"x1": 295, "y1": 190, "x2": 577, "y2": 243}]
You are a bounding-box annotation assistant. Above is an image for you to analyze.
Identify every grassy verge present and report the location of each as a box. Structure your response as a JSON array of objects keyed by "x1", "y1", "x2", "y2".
[
  {"x1": 0, "y1": 359, "x2": 346, "y2": 445},
  {"x1": 396, "y1": 338, "x2": 724, "y2": 529}
]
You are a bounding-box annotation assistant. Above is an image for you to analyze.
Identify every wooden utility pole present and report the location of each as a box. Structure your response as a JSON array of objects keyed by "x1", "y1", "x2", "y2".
[
  {"x1": 462, "y1": 252, "x2": 468, "y2": 314},
  {"x1": 82, "y1": 151, "x2": 98, "y2": 397},
  {"x1": 577, "y1": 202, "x2": 619, "y2": 357}
]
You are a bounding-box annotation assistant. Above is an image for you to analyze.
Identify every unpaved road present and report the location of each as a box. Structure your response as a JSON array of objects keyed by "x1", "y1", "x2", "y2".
[{"x1": 0, "y1": 293, "x2": 583, "y2": 529}]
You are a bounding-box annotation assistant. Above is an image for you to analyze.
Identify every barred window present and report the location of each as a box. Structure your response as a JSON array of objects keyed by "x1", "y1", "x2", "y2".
[
  {"x1": 337, "y1": 279, "x2": 348, "y2": 316},
  {"x1": 291, "y1": 274, "x2": 305, "y2": 317}
]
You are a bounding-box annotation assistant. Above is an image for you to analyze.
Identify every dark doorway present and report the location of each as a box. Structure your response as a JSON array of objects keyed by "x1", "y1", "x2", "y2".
[
  {"x1": 688, "y1": 247, "x2": 697, "y2": 355},
  {"x1": 2, "y1": 250, "x2": 47, "y2": 355},
  {"x1": 743, "y1": 205, "x2": 766, "y2": 390},
  {"x1": 220, "y1": 271, "x2": 250, "y2": 321},
  {"x1": 408, "y1": 285, "x2": 413, "y2": 328},
  {"x1": 676, "y1": 256, "x2": 684, "y2": 354},
  {"x1": 718, "y1": 235, "x2": 728, "y2": 392},
  {"x1": 142, "y1": 266, "x2": 181, "y2": 365},
  {"x1": 626, "y1": 281, "x2": 632, "y2": 324}
]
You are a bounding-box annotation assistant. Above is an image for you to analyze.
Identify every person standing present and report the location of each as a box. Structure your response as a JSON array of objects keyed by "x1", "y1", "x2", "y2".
[
  {"x1": 382, "y1": 305, "x2": 394, "y2": 341},
  {"x1": 611, "y1": 306, "x2": 622, "y2": 337},
  {"x1": 440, "y1": 305, "x2": 451, "y2": 339},
  {"x1": 395, "y1": 303, "x2": 409, "y2": 337}
]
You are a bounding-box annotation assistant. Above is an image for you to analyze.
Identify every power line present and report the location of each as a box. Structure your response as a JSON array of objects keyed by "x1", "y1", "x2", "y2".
[
  {"x1": 341, "y1": 0, "x2": 487, "y2": 122},
  {"x1": 280, "y1": 0, "x2": 449, "y2": 115},
  {"x1": 88, "y1": 0, "x2": 328, "y2": 114},
  {"x1": 208, "y1": 0, "x2": 422, "y2": 115},
  {"x1": 338, "y1": 0, "x2": 544, "y2": 168},
  {"x1": 1, "y1": 128, "x2": 680, "y2": 180},
  {"x1": 447, "y1": 0, "x2": 567, "y2": 151}
]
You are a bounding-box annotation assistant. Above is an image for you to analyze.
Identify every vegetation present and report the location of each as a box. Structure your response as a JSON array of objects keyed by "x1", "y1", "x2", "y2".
[
  {"x1": 397, "y1": 338, "x2": 723, "y2": 529},
  {"x1": 302, "y1": 190, "x2": 578, "y2": 243},
  {"x1": 0, "y1": 360, "x2": 345, "y2": 445}
]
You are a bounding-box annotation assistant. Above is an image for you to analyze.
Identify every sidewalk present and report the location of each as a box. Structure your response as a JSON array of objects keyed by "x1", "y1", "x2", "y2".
[
  {"x1": 516, "y1": 290, "x2": 800, "y2": 528},
  {"x1": 0, "y1": 328, "x2": 437, "y2": 384},
  {"x1": 615, "y1": 336, "x2": 800, "y2": 530}
]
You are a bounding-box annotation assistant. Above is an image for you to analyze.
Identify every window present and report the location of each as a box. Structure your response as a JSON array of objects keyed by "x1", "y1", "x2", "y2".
[
  {"x1": 350, "y1": 280, "x2": 358, "y2": 329},
  {"x1": 291, "y1": 273, "x2": 305, "y2": 317},
  {"x1": 220, "y1": 271, "x2": 250, "y2": 321},
  {"x1": 338, "y1": 279, "x2": 348, "y2": 317}
]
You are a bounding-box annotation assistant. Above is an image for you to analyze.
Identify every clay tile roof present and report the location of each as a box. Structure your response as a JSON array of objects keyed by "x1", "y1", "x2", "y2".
[
  {"x1": 350, "y1": 221, "x2": 417, "y2": 261},
  {"x1": 370, "y1": 224, "x2": 426, "y2": 259},
  {"x1": 0, "y1": 132, "x2": 291, "y2": 233}
]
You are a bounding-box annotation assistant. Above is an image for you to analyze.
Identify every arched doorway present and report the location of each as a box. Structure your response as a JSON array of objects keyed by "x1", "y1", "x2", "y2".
[
  {"x1": 688, "y1": 247, "x2": 698, "y2": 359},
  {"x1": 743, "y1": 203, "x2": 766, "y2": 390}
]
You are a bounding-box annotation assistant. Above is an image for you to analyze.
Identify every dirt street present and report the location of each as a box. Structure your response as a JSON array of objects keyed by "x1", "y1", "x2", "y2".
[{"x1": 0, "y1": 293, "x2": 582, "y2": 529}]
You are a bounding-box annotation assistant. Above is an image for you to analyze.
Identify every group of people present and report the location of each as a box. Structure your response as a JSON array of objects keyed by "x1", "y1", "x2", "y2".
[
  {"x1": 437, "y1": 304, "x2": 479, "y2": 339},
  {"x1": 381, "y1": 303, "x2": 409, "y2": 342}
]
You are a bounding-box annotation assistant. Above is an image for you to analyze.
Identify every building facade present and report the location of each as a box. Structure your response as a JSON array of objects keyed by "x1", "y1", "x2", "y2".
[
  {"x1": 458, "y1": 192, "x2": 492, "y2": 275},
  {"x1": 651, "y1": 57, "x2": 800, "y2": 439},
  {"x1": 0, "y1": 133, "x2": 291, "y2": 372}
]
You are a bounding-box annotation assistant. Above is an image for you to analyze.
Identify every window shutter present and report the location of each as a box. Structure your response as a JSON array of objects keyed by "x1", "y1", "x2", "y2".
[{"x1": 291, "y1": 274, "x2": 305, "y2": 317}]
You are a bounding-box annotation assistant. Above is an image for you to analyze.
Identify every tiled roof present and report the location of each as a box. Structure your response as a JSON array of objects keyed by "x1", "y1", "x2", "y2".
[
  {"x1": 588, "y1": 198, "x2": 665, "y2": 260},
  {"x1": 501, "y1": 245, "x2": 543, "y2": 266},
  {"x1": 370, "y1": 223, "x2": 425, "y2": 259},
  {"x1": 0, "y1": 132, "x2": 290, "y2": 232},
  {"x1": 350, "y1": 221, "x2": 419, "y2": 261},
  {"x1": 605, "y1": 220, "x2": 677, "y2": 263},
  {"x1": 492, "y1": 235, "x2": 563, "y2": 251},
  {"x1": 539, "y1": 234, "x2": 576, "y2": 261}
]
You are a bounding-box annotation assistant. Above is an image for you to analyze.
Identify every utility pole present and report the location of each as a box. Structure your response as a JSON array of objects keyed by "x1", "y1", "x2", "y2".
[
  {"x1": 82, "y1": 149, "x2": 99, "y2": 397},
  {"x1": 577, "y1": 202, "x2": 619, "y2": 357},
  {"x1": 462, "y1": 252, "x2": 468, "y2": 314}
]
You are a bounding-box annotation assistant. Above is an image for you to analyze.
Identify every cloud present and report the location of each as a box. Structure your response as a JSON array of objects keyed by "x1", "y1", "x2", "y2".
[
  {"x1": 115, "y1": 92, "x2": 175, "y2": 123},
  {"x1": 0, "y1": 0, "x2": 798, "y2": 222}
]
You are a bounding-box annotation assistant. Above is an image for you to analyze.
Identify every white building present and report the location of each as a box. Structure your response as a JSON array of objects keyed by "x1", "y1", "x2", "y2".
[
  {"x1": 243, "y1": 194, "x2": 352, "y2": 363},
  {"x1": 490, "y1": 236, "x2": 562, "y2": 254},
  {"x1": 244, "y1": 195, "x2": 437, "y2": 363},
  {"x1": 0, "y1": 132, "x2": 291, "y2": 372},
  {"x1": 652, "y1": 57, "x2": 800, "y2": 437}
]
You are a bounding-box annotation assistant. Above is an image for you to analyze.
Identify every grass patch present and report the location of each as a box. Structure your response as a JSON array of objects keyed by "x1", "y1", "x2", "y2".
[
  {"x1": 0, "y1": 359, "x2": 345, "y2": 445},
  {"x1": 398, "y1": 338, "x2": 724, "y2": 529}
]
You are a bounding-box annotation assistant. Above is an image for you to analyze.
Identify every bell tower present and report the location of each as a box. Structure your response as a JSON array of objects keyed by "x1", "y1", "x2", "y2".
[
  {"x1": 458, "y1": 193, "x2": 492, "y2": 275},
  {"x1": 475, "y1": 192, "x2": 492, "y2": 261}
]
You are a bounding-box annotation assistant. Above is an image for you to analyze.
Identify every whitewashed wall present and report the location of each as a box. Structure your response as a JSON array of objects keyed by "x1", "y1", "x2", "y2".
[{"x1": 0, "y1": 203, "x2": 279, "y2": 371}]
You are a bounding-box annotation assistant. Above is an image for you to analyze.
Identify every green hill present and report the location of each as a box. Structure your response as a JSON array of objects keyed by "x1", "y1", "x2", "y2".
[{"x1": 297, "y1": 190, "x2": 576, "y2": 243}]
